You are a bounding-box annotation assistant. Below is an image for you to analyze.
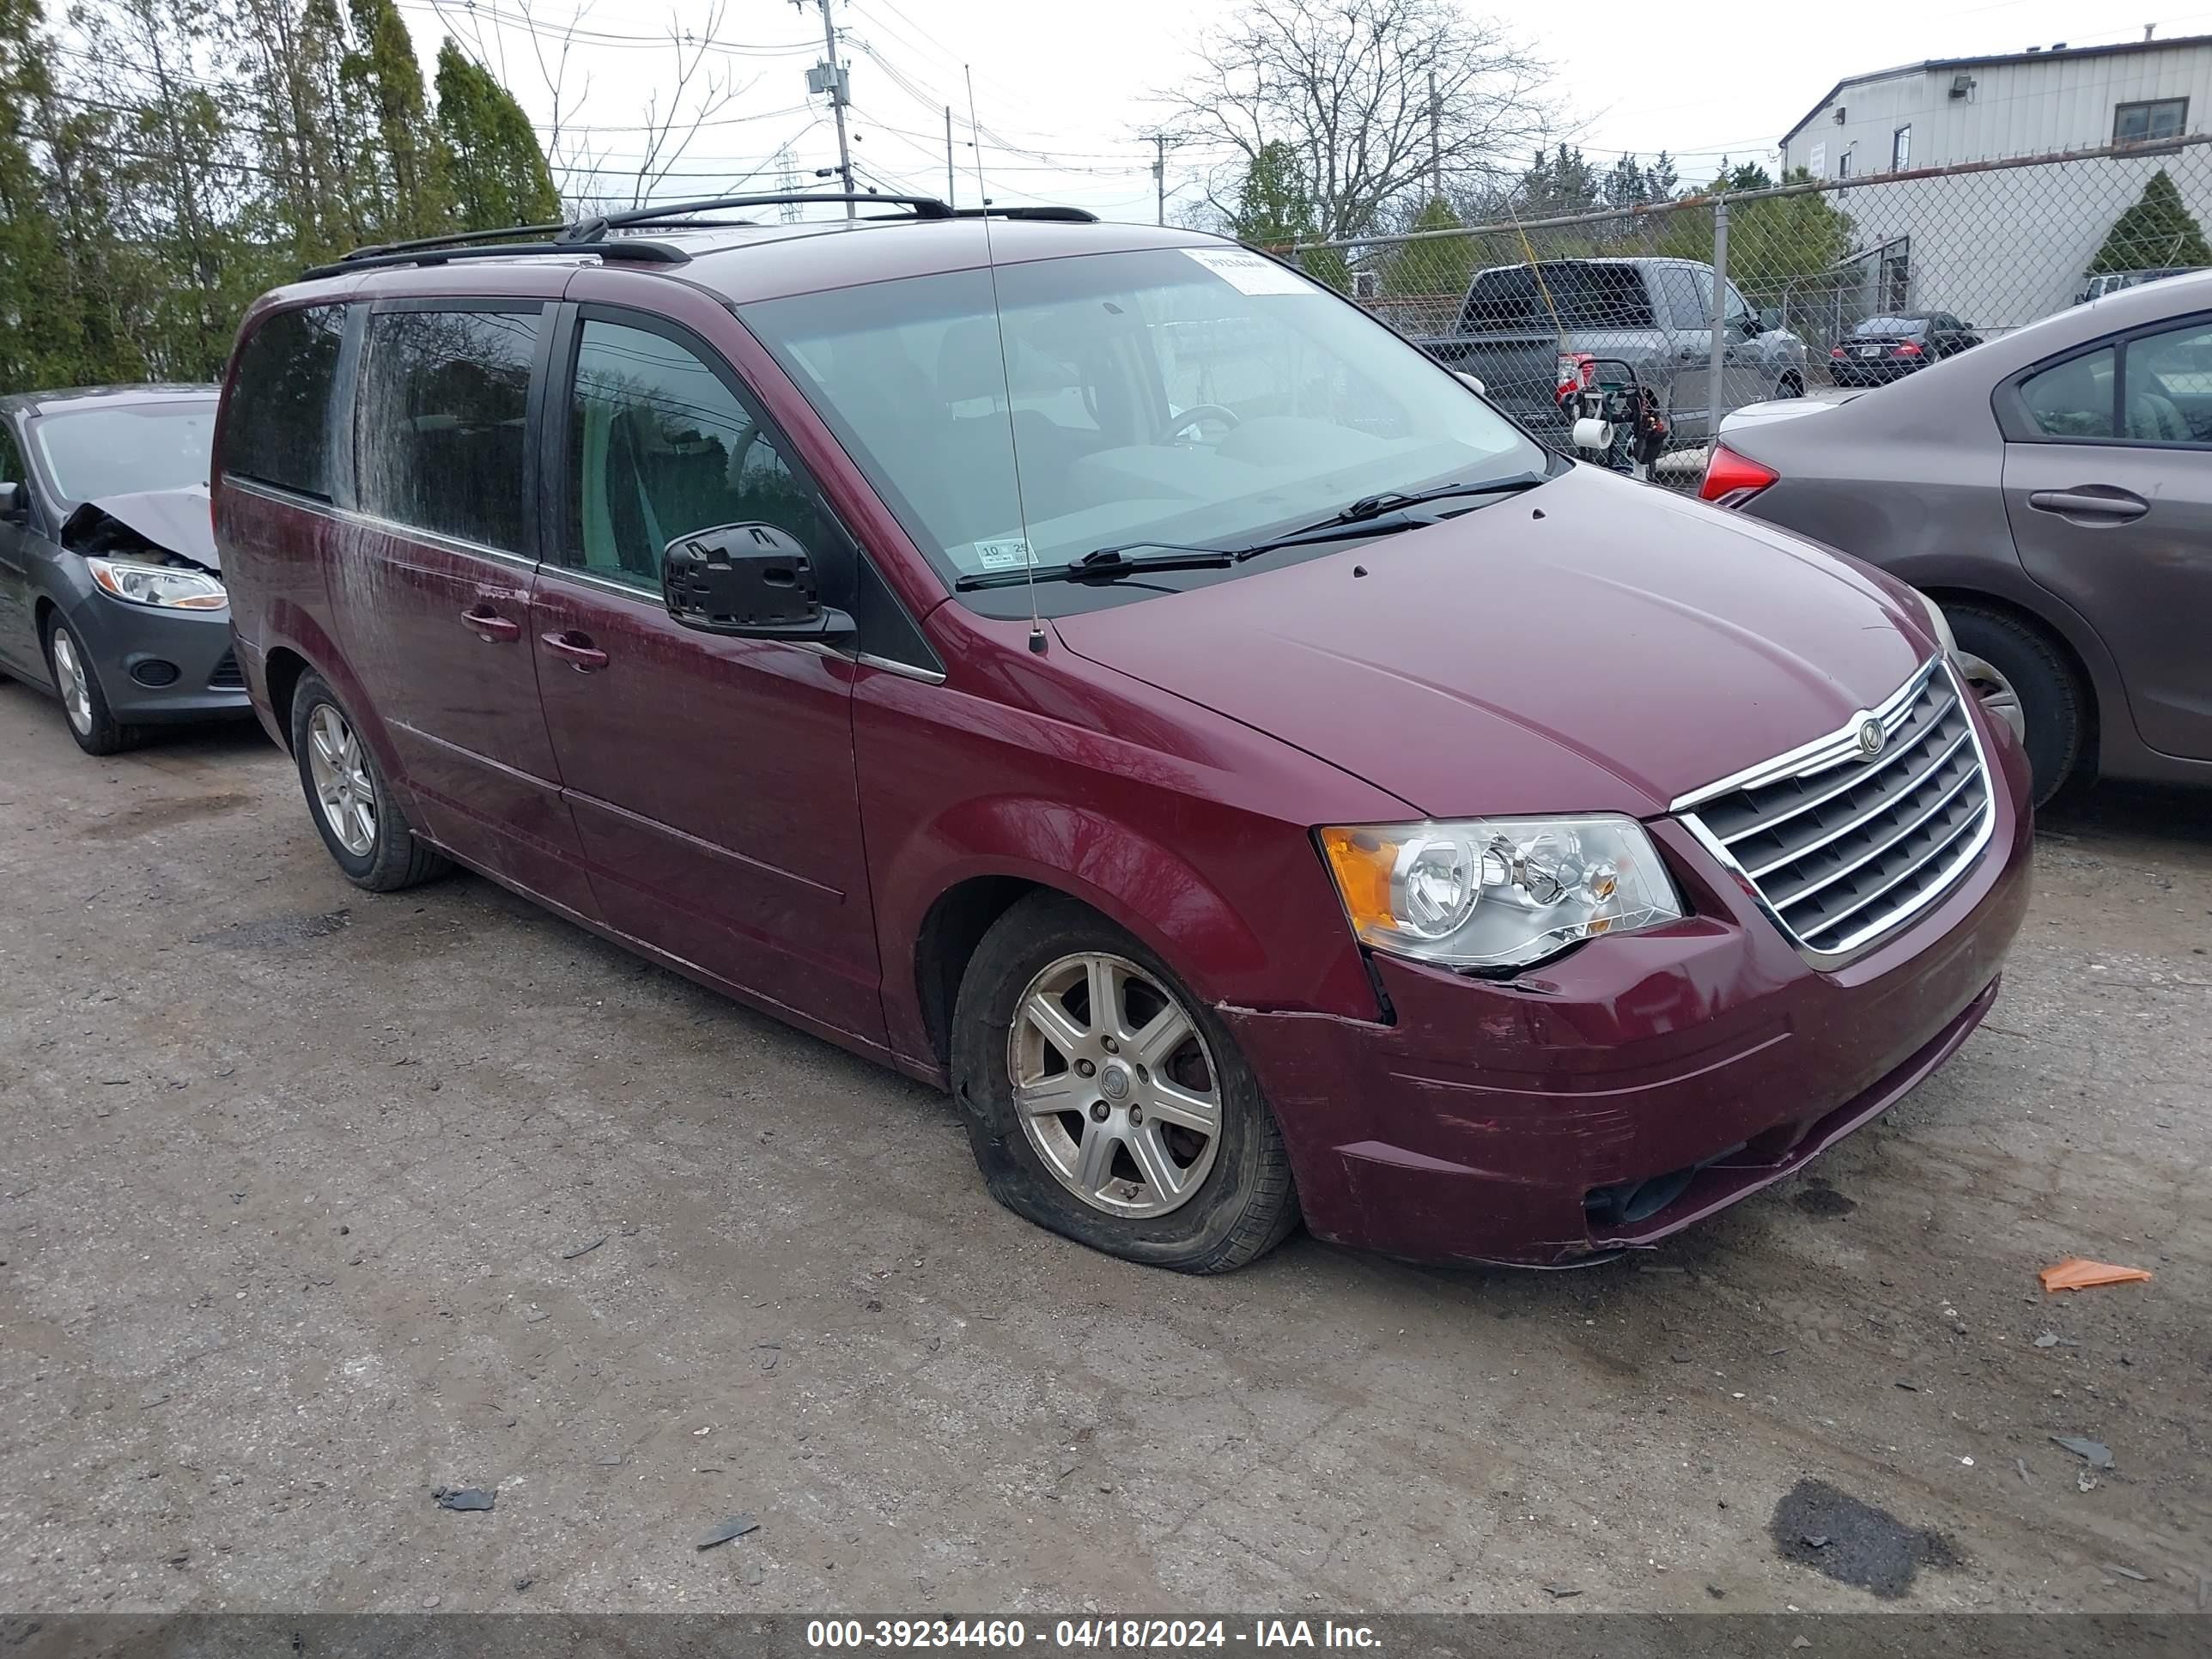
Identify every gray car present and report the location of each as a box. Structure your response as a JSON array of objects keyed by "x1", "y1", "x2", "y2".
[
  {"x1": 0, "y1": 386, "x2": 248, "y2": 754},
  {"x1": 1705, "y1": 270, "x2": 2212, "y2": 804}
]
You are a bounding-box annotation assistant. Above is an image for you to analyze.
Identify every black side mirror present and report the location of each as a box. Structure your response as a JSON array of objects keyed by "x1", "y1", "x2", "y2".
[{"x1": 661, "y1": 523, "x2": 854, "y2": 643}]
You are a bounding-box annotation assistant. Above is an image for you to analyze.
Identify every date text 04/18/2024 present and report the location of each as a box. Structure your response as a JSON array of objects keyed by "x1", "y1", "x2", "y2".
[{"x1": 805, "y1": 1621, "x2": 1383, "y2": 1650}]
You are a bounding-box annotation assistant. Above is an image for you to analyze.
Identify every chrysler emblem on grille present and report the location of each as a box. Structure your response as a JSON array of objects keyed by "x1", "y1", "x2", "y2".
[{"x1": 1856, "y1": 717, "x2": 1887, "y2": 758}]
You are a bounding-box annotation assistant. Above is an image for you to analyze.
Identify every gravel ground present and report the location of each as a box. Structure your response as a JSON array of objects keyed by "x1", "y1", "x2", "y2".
[{"x1": 0, "y1": 680, "x2": 2205, "y2": 1614}]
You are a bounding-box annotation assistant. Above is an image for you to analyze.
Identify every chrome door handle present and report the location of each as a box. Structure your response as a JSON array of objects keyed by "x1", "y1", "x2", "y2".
[{"x1": 2027, "y1": 489, "x2": 2148, "y2": 521}]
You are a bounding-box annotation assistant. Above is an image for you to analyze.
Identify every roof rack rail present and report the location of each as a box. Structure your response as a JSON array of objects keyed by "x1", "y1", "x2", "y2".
[
  {"x1": 561, "y1": 191, "x2": 955, "y2": 241},
  {"x1": 338, "y1": 221, "x2": 569, "y2": 264},
  {"x1": 301, "y1": 239, "x2": 690, "y2": 282},
  {"x1": 951, "y1": 205, "x2": 1099, "y2": 223}
]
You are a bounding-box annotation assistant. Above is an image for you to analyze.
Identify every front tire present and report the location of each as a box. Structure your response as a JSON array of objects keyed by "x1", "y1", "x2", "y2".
[
  {"x1": 289, "y1": 672, "x2": 449, "y2": 891},
  {"x1": 1947, "y1": 605, "x2": 2083, "y2": 806},
  {"x1": 951, "y1": 893, "x2": 1299, "y2": 1273},
  {"x1": 44, "y1": 618, "x2": 137, "y2": 756}
]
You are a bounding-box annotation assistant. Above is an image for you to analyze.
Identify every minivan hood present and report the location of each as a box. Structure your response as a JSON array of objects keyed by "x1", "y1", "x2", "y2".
[{"x1": 1051, "y1": 465, "x2": 1930, "y2": 819}]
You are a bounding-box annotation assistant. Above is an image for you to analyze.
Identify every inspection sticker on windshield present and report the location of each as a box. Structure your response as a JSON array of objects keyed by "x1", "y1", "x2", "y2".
[
  {"x1": 972, "y1": 538, "x2": 1036, "y2": 572},
  {"x1": 1183, "y1": 246, "x2": 1310, "y2": 295}
]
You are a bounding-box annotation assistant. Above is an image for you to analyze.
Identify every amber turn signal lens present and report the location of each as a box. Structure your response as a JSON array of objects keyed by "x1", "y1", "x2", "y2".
[{"x1": 1318, "y1": 826, "x2": 1400, "y2": 935}]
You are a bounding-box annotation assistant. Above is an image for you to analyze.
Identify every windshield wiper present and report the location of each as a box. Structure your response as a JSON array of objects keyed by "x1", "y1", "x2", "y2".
[
  {"x1": 952, "y1": 471, "x2": 1553, "y2": 592},
  {"x1": 1317, "y1": 469, "x2": 1553, "y2": 529},
  {"x1": 953, "y1": 544, "x2": 1232, "y2": 592}
]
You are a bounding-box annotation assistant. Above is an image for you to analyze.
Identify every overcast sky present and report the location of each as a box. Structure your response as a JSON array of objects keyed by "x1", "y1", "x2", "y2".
[{"x1": 404, "y1": 0, "x2": 2212, "y2": 226}]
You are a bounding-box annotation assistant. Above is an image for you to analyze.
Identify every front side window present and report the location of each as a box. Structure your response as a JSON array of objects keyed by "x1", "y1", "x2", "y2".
[
  {"x1": 2122, "y1": 319, "x2": 2212, "y2": 443},
  {"x1": 0, "y1": 422, "x2": 21, "y2": 487},
  {"x1": 562, "y1": 318, "x2": 837, "y2": 592},
  {"x1": 222, "y1": 305, "x2": 345, "y2": 498},
  {"x1": 2021, "y1": 347, "x2": 2117, "y2": 439},
  {"x1": 2114, "y1": 98, "x2": 2186, "y2": 144},
  {"x1": 33, "y1": 401, "x2": 216, "y2": 507},
  {"x1": 356, "y1": 307, "x2": 540, "y2": 552},
  {"x1": 744, "y1": 247, "x2": 1544, "y2": 616}
]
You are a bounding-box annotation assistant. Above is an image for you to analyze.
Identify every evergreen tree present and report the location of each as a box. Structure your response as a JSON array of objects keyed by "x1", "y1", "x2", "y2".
[
  {"x1": 0, "y1": 0, "x2": 76, "y2": 389},
  {"x1": 1226, "y1": 140, "x2": 1314, "y2": 247},
  {"x1": 344, "y1": 0, "x2": 450, "y2": 240},
  {"x1": 436, "y1": 44, "x2": 558, "y2": 232},
  {"x1": 1517, "y1": 144, "x2": 1601, "y2": 215},
  {"x1": 1381, "y1": 196, "x2": 1476, "y2": 295},
  {"x1": 1601, "y1": 153, "x2": 1650, "y2": 209},
  {"x1": 2090, "y1": 169, "x2": 2212, "y2": 273},
  {"x1": 1644, "y1": 151, "x2": 1679, "y2": 200}
]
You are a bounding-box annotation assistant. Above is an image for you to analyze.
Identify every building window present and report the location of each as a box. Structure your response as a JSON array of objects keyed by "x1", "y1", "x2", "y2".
[
  {"x1": 1892, "y1": 125, "x2": 1911, "y2": 170},
  {"x1": 2114, "y1": 98, "x2": 2187, "y2": 144},
  {"x1": 1837, "y1": 149, "x2": 1854, "y2": 179}
]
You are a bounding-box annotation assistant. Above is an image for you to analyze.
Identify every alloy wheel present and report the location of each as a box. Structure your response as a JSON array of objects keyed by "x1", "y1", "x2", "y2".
[
  {"x1": 51, "y1": 629, "x2": 92, "y2": 736},
  {"x1": 306, "y1": 702, "x2": 377, "y2": 857},
  {"x1": 1957, "y1": 652, "x2": 2028, "y2": 746},
  {"x1": 1007, "y1": 951, "x2": 1222, "y2": 1218}
]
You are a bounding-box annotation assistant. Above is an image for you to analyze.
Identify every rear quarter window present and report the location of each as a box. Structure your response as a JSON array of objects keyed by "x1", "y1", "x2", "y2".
[{"x1": 222, "y1": 305, "x2": 346, "y2": 498}]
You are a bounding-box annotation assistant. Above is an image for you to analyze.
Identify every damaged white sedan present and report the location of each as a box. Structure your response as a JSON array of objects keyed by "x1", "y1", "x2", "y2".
[{"x1": 0, "y1": 386, "x2": 251, "y2": 754}]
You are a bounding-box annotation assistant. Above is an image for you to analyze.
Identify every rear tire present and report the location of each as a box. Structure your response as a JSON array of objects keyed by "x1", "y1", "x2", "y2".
[
  {"x1": 950, "y1": 893, "x2": 1300, "y2": 1273},
  {"x1": 289, "y1": 671, "x2": 450, "y2": 891},
  {"x1": 1947, "y1": 605, "x2": 2084, "y2": 806},
  {"x1": 43, "y1": 617, "x2": 137, "y2": 756}
]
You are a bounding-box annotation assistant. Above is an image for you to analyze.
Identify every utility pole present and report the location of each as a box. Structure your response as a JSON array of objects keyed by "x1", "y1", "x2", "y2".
[
  {"x1": 1427, "y1": 69, "x2": 1442, "y2": 204},
  {"x1": 799, "y1": 0, "x2": 854, "y2": 216},
  {"x1": 945, "y1": 105, "x2": 957, "y2": 207},
  {"x1": 1152, "y1": 133, "x2": 1166, "y2": 225}
]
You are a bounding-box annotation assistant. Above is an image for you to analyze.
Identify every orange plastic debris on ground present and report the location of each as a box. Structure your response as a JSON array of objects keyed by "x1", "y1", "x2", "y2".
[{"x1": 2039, "y1": 1257, "x2": 2154, "y2": 1292}]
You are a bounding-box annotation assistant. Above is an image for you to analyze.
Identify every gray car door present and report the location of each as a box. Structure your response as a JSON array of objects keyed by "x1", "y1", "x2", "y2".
[
  {"x1": 0, "y1": 420, "x2": 47, "y2": 678},
  {"x1": 2000, "y1": 312, "x2": 2212, "y2": 760},
  {"x1": 1654, "y1": 264, "x2": 1711, "y2": 431}
]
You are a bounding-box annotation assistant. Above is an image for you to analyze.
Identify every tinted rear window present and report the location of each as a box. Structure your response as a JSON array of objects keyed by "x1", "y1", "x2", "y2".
[
  {"x1": 223, "y1": 305, "x2": 345, "y2": 498},
  {"x1": 356, "y1": 307, "x2": 540, "y2": 552},
  {"x1": 1461, "y1": 264, "x2": 1656, "y2": 330}
]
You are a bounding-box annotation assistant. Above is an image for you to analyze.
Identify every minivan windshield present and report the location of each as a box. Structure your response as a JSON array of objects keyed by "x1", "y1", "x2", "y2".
[
  {"x1": 33, "y1": 401, "x2": 216, "y2": 507},
  {"x1": 741, "y1": 246, "x2": 1546, "y2": 613}
]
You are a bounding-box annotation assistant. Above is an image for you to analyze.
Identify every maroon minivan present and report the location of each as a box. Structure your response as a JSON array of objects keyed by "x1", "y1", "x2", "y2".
[{"x1": 213, "y1": 196, "x2": 2033, "y2": 1273}]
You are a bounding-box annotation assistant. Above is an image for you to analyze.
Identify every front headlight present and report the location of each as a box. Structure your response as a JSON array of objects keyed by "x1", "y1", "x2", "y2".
[
  {"x1": 1318, "y1": 815, "x2": 1684, "y2": 970},
  {"x1": 1911, "y1": 587, "x2": 1956, "y2": 657},
  {"x1": 86, "y1": 556, "x2": 226, "y2": 611}
]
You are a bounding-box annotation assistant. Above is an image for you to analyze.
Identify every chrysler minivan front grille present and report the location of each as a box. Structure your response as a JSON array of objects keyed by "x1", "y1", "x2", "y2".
[{"x1": 1674, "y1": 659, "x2": 1993, "y2": 959}]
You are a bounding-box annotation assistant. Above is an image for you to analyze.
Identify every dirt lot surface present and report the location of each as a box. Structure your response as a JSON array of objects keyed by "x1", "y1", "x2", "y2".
[{"x1": 1, "y1": 681, "x2": 2206, "y2": 1615}]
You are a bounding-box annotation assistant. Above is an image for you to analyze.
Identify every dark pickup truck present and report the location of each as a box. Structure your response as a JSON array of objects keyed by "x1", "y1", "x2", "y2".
[{"x1": 1411, "y1": 257, "x2": 1809, "y2": 445}]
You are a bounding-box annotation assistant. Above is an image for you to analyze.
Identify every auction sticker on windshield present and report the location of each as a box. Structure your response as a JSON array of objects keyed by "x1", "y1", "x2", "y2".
[
  {"x1": 973, "y1": 538, "x2": 1036, "y2": 571},
  {"x1": 1182, "y1": 246, "x2": 1310, "y2": 295}
]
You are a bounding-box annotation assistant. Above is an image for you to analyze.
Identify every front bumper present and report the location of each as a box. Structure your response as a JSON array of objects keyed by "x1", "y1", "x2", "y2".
[
  {"x1": 63, "y1": 589, "x2": 251, "y2": 724},
  {"x1": 1221, "y1": 705, "x2": 2034, "y2": 1267}
]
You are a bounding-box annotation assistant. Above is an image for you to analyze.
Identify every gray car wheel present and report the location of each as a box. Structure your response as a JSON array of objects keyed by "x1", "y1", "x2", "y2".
[{"x1": 43, "y1": 617, "x2": 138, "y2": 756}]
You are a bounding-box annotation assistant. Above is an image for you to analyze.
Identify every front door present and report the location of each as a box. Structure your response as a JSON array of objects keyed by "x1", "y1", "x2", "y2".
[
  {"x1": 2002, "y1": 312, "x2": 2212, "y2": 761},
  {"x1": 0, "y1": 420, "x2": 47, "y2": 679},
  {"x1": 529, "y1": 307, "x2": 884, "y2": 1047},
  {"x1": 335, "y1": 301, "x2": 598, "y2": 915}
]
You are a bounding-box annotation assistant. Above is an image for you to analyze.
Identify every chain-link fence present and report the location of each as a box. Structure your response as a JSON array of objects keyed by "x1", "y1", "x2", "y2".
[{"x1": 1285, "y1": 134, "x2": 2212, "y2": 471}]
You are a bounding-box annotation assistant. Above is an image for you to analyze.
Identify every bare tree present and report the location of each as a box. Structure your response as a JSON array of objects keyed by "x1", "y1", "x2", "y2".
[
  {"x1": 1160, "y1": 0, "x2": 1554, "y2": 241},
  {"x1": 430, "y1": 0, "x2": 750, "y2": 213}
]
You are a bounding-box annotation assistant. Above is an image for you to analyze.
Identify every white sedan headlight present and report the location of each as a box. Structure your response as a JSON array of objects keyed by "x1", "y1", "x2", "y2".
[
  {"x1": 1319, "y1": 816, "x2": 1684, "y2": 970},
  {"x1": 87, "y1": 556, "x2": 226, "y2": 611}
]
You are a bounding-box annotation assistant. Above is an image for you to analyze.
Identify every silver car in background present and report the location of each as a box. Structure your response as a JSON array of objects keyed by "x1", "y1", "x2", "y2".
[{"x1": 1704, "y1": 271, "x2": 2212, "y2": 805}]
